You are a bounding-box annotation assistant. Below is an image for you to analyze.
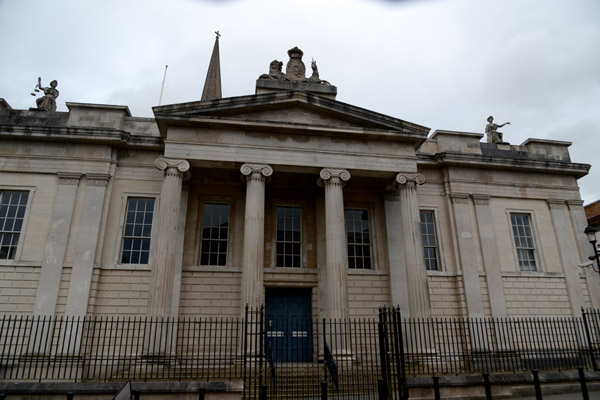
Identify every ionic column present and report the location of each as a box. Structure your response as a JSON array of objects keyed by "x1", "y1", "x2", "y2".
[
  {"x1": 472, "y1": 194, "x2": 507, "y2": 319},
  {"x1": 547, "y1": 199, "x2": 585, "y2": 315},
  {"x1": 240, "y1": 164, "x2": 272, "y2": 314},
  {"x1": 567, "y1": 199, "x2": 600, "y2": 308},
  {"x1": 391, "y1": 173, "x2": 430, "y2": 318},
  {"x1": 450, "y1": 193, "x2": 484, "y2": 319},
  {"x1": 147, "y1": 156, "x2": 190, "y2": 319},
  {"x1": 318, "y1": 168, "x2": 350, "y2": 320}
]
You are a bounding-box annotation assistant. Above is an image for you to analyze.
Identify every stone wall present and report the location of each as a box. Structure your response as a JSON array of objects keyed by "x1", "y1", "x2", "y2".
[
  {"x1": 427, "y1": 274, "x2": 466, "y2": 317},
  {"x1": 503, "y1": 274, "x2": 572, "y2": 316},
  {"x1": 0, "y1": 266, "x2": 40, "y2": 313},
  {"x1": 347, "y1": 271, "x2": 390, "y2": 318},
  {"x1": 179, "y1": 269, "x2": 242, "y2": 318},
  {"x1": 86, "y1": 268, "x2": 151, "y2": 316}
]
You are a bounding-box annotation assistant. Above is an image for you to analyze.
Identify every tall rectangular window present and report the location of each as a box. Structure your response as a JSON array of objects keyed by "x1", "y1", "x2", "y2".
[
  {"x1": 276, "y1": 205, "x2": 301, "y2": 268},
  {"x1": 510, "y1": 213, "x2": 537, "y2": 271},
  {"x1": 0, "y1": 191, "x2": 29, "y2": 260},
  {"x1": 121, "y1": 198, "x2": 155, "y2": 264},
  {"x1": 200, "y1": 203, "x2": 230, "y2": 266},
  {"x1": 346, "y1": 208, "x2": 372, "y2": 269},
  {"x1": 420, "y1": 210, "x2": 439, "y2": 271}
]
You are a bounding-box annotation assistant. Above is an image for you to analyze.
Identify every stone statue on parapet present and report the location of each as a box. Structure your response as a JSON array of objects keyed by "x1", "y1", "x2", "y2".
[
  {"x1": 258, "y1": 47, "x2": 331, "y2": 86},
  {"x1": 485, "y1": 116, "x2": 510, "y2": 143},
  {"x1": 30, "y1": 77, "x2": 59, "y2": 112}
]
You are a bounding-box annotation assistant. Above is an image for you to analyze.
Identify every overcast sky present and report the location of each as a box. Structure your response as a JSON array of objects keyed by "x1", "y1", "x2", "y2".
[{"x1": 1, "y1": 0, "x2": 598, "y2": 205}]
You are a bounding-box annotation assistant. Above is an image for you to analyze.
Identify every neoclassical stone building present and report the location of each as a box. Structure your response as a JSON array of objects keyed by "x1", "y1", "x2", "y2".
[{"x1": 0, "y1": 43, "x2": 596, "y2": 327}]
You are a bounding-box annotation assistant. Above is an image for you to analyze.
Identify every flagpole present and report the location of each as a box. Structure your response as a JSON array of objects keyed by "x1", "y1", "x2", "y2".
[{"x1": 158, "y1": 65, "x2": 168, "y2": 105}]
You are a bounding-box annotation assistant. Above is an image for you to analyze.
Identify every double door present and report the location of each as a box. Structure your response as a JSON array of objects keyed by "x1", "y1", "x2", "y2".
[{"x1": 265, "y1": 288, "x2": 313, "y2": 362}]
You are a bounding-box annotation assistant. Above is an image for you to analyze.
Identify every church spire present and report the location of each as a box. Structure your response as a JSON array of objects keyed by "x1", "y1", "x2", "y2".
[{"x1": 201, "y1": 31, "x2": 222, "y2": 101}]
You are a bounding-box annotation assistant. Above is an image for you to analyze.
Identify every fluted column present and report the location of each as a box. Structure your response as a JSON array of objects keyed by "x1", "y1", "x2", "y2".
[
  {"x1": 392, "y1": 173, "x2": 431, "y2": 318},
  {"x1": 240, "y1": 164, "x2": 272, "y2": 315},
  {"x1": 318, "y1": 168, "x2": 350, "y2": 320},
  {"x1": 147, "y1": 156, "x2": 190, "y2": 319}
]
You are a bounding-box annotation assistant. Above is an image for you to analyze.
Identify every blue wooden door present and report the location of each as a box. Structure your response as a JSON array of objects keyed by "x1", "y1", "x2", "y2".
[{"x1": 265, "y1": 288, "x2": 313, "y2": 362}]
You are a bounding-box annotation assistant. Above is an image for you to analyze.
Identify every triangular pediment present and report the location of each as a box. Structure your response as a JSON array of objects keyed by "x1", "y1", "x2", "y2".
[{"x1": 153, "y1": 90, "x2": 430, "y2": 138}]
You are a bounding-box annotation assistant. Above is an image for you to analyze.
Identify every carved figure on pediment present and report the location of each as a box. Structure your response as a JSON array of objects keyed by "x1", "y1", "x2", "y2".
[
  {"x1": 485, "y1": 116, "x2": 510, "y2": 143},
  {"x1": 259, "y1": 60, "x2": 286, "y2": 80},
  {"x1": 30, "y1": 77, "x2": 59, "y2": 112},
  {"x1": 285, "y1": 46, "x2": 306, "y2": 82},
  {"x1": 307, "y1": 59, "x2": 330, "y2": 85}
]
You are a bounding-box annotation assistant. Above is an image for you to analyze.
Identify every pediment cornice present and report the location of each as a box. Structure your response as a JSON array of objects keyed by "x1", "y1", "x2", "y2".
[{"x1": 153, "y1": 90, "x2": 429, "y2": 145}]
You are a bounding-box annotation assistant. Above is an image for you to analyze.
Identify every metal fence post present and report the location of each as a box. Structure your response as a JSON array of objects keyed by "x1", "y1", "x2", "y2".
[
  {"x1": 133, "y1": 390, "x2": 141, "y2": 400},
  {"x1": 582, "y1": 308, "x2": 599, "y2": 371},
  {"x1": 66, "y1": 392, "x2": 74, "y2": 400},
  {"x1": 321, "y1": 381, "x2": 328, "y2": 400},
  {"x1": 578, "y1": 366, "x2": 590, "y2": 400},
  {"x1": 482, "y1": 372, "x2": 492, "y2": 400},
  {"x1": 432, "y1": 376, "x2": 441, "y2": 400},
  {"x1": 259, "y1": 384, "x2": 268, "y2": 400},
  {"x1": 378, "y1": 378, "x2": 389, "y2": 400},
  {"x1": 378, "y1": 307, "x2": 391, "y2": 394},
  {"x1": 532, "y1": 370, "x2": 542, "y2": 400}
]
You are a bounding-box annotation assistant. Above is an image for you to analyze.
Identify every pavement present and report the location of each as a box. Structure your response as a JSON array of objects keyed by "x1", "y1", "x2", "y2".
[{"x1": 513, "y1": 390, "x2": 600, "y2": 399}]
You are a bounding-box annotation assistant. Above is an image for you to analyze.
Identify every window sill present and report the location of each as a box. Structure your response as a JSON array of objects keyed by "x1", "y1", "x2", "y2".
[
  {"x1": 185, "y1": 265, "x2": 242, "y2": 273},
  {"x1": 347, "y1": 269, "x2": 387, "y2": 276},
  {"x1": 102, "y1": 264, "x2": 151, "y2": 271},
  {"x1": 501, "y1": 271, "x2": 565, "y2": 278},
  {"x1": 0, "y1": 260, "x2": 41, "y2": 268}
]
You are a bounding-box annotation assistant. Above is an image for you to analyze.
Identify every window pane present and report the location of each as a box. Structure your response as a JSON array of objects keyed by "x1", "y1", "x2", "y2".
[
  {"x1": 420, "y1": 210, "x2": 439, "y2": 271},
  {"x1": 0, "y1": 191, "x2": 28, "y2": 260},
  {"x1": 120, "y1": 198, "x2": 154, "y2": 264},
  {"x1": 275, "y1": 205, "x2": 302, "y2": 268},
  {"x1": 200, "y1": 203, "x2": 230, "y2": 266},
  {"x1": 511, "y1": 213, "x2": 537, "y2": 271},
  {"x1": 345, "y1": 208, "x2": 372, "y2": 269}
]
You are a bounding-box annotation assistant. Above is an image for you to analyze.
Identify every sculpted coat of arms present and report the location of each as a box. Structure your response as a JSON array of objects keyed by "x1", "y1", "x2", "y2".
[
  {"x1": 258, "y1": 46, "x2": 331, "y2": 86},
  {"x1": 285, "y1": 47, "x2": 306, "y2": 82}
]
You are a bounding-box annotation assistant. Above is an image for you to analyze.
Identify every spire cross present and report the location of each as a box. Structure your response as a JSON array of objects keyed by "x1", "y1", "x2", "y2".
[{"x1": 215, "y1": 30, "x2": 221, "y2": 39}]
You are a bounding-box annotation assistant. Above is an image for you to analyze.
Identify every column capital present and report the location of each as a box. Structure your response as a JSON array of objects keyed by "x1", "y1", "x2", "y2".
[
  {"x1": 86, "y1": 174, "x2": 110, "y2": 187},
  {"x1": 387, "y1": 173, "x2": 425, "y2": 192},
  {"x1": 566, "y1": 199, "x2": 585, "y2": 207},
  {"x1": 547, "y1": 198, "x2": 567, "y2": 209},
  {"x1": 240, "y1": 163, "x2": 273, "y2": 183},
  {"x1": 318, "y1": 168, "x2": 350, "y2": 187},
  {"x1": 471, "y1": 194, "x2": 491, "y2": 206},
  {"x1": 449, "y1": 192, "x2": 471, "y2": 205},
  {"x1": 57, "y1": 173, "x2": 82, "y2": 186},
  {"x1": 155, "y1": 156, "x2": 191, "y2": 172}
]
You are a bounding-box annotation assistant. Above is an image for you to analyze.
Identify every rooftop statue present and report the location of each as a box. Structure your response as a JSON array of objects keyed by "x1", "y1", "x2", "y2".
[
  {"x1": 485, "y1": 116, "x2": 510, "y2": 143},
  {"x1": 258, "y1": 47, "x2": 331, "y2": 86},
  {"x1": 259, "y1": 60, "x2": 286, "y2": 80},
  {"x1": 31, "y1": 77, "x2": 59, "y2": 112},
  {"x1": 307, "y1": 59, "x2": 330, "y2": 85}
]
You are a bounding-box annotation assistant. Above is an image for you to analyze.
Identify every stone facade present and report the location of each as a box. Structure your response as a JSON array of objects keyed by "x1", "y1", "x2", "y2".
[{"x1": 0, "y1": 71, "x2": 593, "y2": 322}]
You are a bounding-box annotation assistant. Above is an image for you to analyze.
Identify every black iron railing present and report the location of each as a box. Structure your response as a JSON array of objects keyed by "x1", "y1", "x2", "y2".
[{"x1": 2, "y1": 308, "x2": 600, "y2": 399}]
